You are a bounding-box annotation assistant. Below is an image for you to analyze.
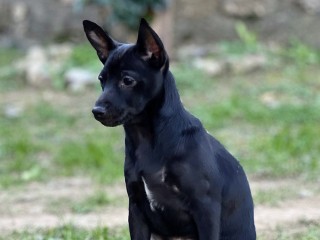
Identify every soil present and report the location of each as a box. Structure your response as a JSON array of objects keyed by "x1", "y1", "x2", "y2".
[
  {"x1": 0, "y1": 177, "x2": 128, "y2": 233},
  {"x1": 1, "y1": 177, "x2": 320, "y2": 237}
]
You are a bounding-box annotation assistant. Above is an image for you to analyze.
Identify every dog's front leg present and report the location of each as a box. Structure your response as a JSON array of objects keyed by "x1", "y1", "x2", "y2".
[
  {"x1": 191, "y1": 198, "x2": 221, "y2": 240},
  {"x1": 128, "y1": 201, "x2": 151, "y2": 240}
]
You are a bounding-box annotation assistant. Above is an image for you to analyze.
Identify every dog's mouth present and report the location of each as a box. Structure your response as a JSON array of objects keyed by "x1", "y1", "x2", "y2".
[
  {"x1": 100, "y1": 113, "x2": 133, "y2": 127},
  {"x1": 92, "y1": 107, "x2": 133, "y2": 127}
]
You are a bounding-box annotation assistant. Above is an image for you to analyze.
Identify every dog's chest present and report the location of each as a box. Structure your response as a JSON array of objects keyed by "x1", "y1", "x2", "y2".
[
  {"x1": 141, "y1": 167, "x2": 181, "y2": 210},
  {"x1": 142, "y1": 176, "x2": 163, "y2": 211},
  {"x1": 129, "y1": 132, "x2": 185, "y2": 212}
]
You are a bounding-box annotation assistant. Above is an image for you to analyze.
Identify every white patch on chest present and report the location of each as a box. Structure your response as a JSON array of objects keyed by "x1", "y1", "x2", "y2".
[{"x1": 142, "y1": 172, "x2": 166, "y2": 211}]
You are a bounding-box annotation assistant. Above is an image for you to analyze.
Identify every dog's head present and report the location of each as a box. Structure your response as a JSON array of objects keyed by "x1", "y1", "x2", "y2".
[{"x1": 83, "y1": 19, "x2": 168, "y2": 127}]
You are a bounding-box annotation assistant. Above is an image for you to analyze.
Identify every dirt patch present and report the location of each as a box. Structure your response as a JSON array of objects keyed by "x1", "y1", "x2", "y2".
[
  {"x1": 1, "y1": 177, "x2": 320, "y2": 235},
  {"x1": 255, "y1": 195, "x2": 320, "y2": 231},
  {"x1": 0, "y1": 177, "x2": 128, "y2": 233}
]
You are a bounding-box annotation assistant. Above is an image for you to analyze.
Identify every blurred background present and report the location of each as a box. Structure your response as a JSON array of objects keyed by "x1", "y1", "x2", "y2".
[{"x1": 0, "y1": 0, "x2": 320, "y2": 239}]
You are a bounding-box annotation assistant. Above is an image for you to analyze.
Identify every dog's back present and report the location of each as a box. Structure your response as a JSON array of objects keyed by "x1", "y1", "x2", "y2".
[{"x1": 207, "y1": 135, "x2": 256, "y2": 239}]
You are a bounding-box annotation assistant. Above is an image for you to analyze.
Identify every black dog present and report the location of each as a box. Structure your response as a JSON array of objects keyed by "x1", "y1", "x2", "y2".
[{"x1": 83, "y1": 19, "x2": 256, "y2": 240}]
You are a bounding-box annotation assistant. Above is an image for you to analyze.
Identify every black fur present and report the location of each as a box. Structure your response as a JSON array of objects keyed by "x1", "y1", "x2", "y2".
[{"x1": 83, "y1": 18, "x2": 256, "y2": 240}]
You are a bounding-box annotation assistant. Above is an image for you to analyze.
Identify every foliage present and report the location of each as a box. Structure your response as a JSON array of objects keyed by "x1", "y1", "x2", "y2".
[
  {"x1": 81, "y1": 0, "x2": 169, "y2": 30},
  {"x1": 281, "y1": 40, "x2": 320, "y2": 66},
  {"x1": 217, "y1": 21, "x2": 263, "y2": 57},
  {"x1": 235, "y1": 21, "x2": 259, "y2": 52},
  {"x1": 69, "y1": 43, "x2": 98, "y2": 66}
]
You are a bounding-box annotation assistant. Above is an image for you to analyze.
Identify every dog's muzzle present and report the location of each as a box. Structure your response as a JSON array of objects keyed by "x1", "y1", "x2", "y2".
[
  {"x1": 92, "y1": 106, "x2": 132, "y2": 127},
  {"x1": 92, "y1": 106, "x2": 106, "y2": 119}
]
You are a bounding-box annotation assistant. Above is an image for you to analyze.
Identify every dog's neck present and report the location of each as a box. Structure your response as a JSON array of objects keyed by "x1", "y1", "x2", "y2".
[{"x1": 123, "y1": 70, "x2": 201, "y2": 148}]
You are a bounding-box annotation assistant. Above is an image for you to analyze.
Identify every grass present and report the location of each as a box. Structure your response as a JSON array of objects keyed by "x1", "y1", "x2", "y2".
[
  {"x1": 1, "y1": 39, "x2": 320, "y2": 186},
  {"x1": 71, "y1": 190, "x2": 112, "y2": 213},
  {"x1": 1, "y1": 225, "x2": 130, "y2": 240},
  {"x1": 0, "y1": 48, "x2": 24, "y2": 91},
  {"x1": 253, "y1": 188, "x2": 297, "y2": 206},
  {"x1": 3, "y1": 222, "x2": 320, "y2": 240},
  {"x1": 1, "y1": 37, "x2": 320, "y2": 237},
  {"x1": 260, "y1": 222, "x2": 320, "y2": 240},
  {"x1": 48, "y1": 190, "x2": 115, "y2": 214},
  {"x1": 0, "y1": 96, "x2": 124, "y2": 187},
  {"x1": 55, "y1": 129, "x2": 124, "y2": 183},
  {"x1": 176, "y1": 64, "x2": 320, "y2": 178}
]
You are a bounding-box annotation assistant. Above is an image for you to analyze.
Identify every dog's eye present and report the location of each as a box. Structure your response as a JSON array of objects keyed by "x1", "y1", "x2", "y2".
[
  {"x1": 120, "y1": 76, "x2": 137, "y2": 88},
  {"x1": 98, "y1": 75, "x2": 104, "y2": 89}
]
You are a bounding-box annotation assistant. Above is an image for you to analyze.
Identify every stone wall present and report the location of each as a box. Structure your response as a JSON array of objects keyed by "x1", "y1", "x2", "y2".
[
  {"x1": 1, "y1": 0, "x2": 320, "y2": 48},
  {"x1": 174, "y1": 0, "x2": 320, "y2": 48},
  {"x1": 0, "y1": 0, "x2": 103, "y2": 47}
]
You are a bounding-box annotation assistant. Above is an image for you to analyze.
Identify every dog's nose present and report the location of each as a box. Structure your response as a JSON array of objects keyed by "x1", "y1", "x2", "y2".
[{"x1": 92, "y1": 106, "x2": 106, "y2": 118}]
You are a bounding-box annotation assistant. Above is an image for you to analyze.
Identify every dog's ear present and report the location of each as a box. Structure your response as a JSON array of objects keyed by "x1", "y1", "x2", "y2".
[
  {"x1": 136, "y1": 18, "x2": 167, "y2": 68},
  {"x1": 83, "y1": 20, "x2": 116, "y2": 64}
]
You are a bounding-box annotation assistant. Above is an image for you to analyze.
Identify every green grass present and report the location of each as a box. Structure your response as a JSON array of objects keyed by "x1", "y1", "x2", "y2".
[
  {"x1": 70, "y1": 44, "x2": 98, "y2": 67},
  {"x1": 3, "y1": 222, "x2": 320, "y2": 240},
  {"x1": 173, "y1": 62, "x2": 320, "y2": 179},
  {"x1": 0, "y1": 48, "x2": 24, "y2": 91},
  {"x1": 0, "y1": 48, "x2": 23, "y2": 66},
  {"x1": 259, "y1": 222, "x2": 320, "y2": 240},
  {"x1": 71, "y1": 190, "x2": 112, "y2": 213},
  {"x1": 47, "y1": 189, "x2": 117, "y2": 215},
  {"x1": 250, "y1": 123, "x2": 320, "y2": 178},
  {"x1": 173, "y1": 63, "x2": 211, "y2": 93},
  {"x1": 253, "y1": 188, "x2": 297, "y2": 206},
  {"x1": 0, "y1": 98, "x2": 124, "y2": 187},
  {"x1": 1, "y1": 39, "x2": 320, "y2": 186},
  {"x1": 1, "y1": 39, "x2": 320, "y2": 238},
  {"x1": 54, "y1": 129, "x2": 124, "y2": 183},
  {"x1": 289, "y1": 223, "x2": 320, "y2": 240},
  {"x1": 1, "y1": 225, "x2": 130, "y2": 240},
  {"x1": 0, "y1": 117, "x2": 46, "y2": 187}
]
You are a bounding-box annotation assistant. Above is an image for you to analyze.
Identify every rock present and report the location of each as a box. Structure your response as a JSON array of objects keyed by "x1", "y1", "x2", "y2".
[
  {"x1": 259, "y1": 91, "x2": 280, "y2": 108},
  {"x1": 47, "y1": 44, "x2": 73, "y2": 72},
  {"x1": 227, "y1": 54, "x2": 267, "y2": 74},
  {"x1": 299, "y1": 189, "x2": 314, "y2": 198},
  {"x1": 0, "y1": 1, "x2": 11, "y2": 34},
  {"x1": 22, "y1": 45, "x2": 51, "y2": 88},
  {"x1": 64, "y1": 68, "x2": 96, "y2": 92},
  {"x1": 193, "y1": 58, "x2": 226, "y2": 76},
  {"x1": 177, "y1": 45, "x2": 219, "y2": 59},
  {"x1": 4, "y1": 104, "x2": 24, "y2": 118},
  {"x1": 192, "y1": 54, "x2": 267, "y2": 77},
  {"x1": 47, "y1": 44, "x2": 72, "y2": 61},
  {"x1": 11, "y1": 1, "x2": 29, "y2": 39},
  {"x1": 221, "y1": 0, "x2": 275, "y2": 18},
  {"x1": 16, "y1": 44, "x2": 73, "y2": 88},
  {"x1": 296, "y1": 0, "x2": 320, "y2": 13},
  {"x1": 0, "y1": 0, "x2": 102, "y2": 46}
]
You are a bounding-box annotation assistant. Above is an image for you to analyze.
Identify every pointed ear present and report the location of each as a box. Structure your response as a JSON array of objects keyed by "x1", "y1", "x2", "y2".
[
  {"x1": 83, "y1": 20, "x2": 116, "y2": 64},
  {"x1": 136, "y1": 18, "x2": 167, "y2": 68}
]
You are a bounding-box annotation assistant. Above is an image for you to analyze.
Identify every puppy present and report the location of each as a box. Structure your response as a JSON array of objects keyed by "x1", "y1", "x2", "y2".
[{"x1": 83, "y1": 19, "x2": 256, "y2": 240}]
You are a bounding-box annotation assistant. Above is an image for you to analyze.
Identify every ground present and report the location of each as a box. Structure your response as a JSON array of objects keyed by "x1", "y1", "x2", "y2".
[{"x1": 0, "y1": 177, "x2": 320, "y2": 239}]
